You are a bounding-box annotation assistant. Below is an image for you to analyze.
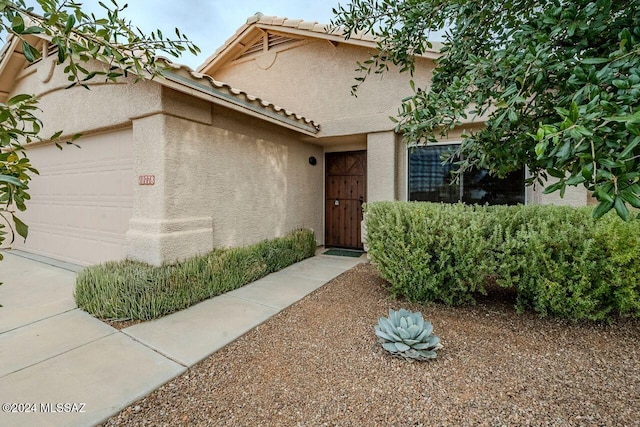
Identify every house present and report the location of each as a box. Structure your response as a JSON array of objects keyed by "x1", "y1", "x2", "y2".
[{"x1": 0, "y1": 13, "x2": 588, "y2": 266}]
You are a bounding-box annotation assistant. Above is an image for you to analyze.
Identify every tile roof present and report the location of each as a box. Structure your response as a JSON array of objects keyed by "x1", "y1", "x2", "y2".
[
  {"x1": 199, "y1": 12, "x2": 442, "y2": 72},
  {"x1": 0, "y1": 32, "x2": 319, "y2": 135},
  {"x1": 156, "y1": 57, "x2": 320, "y2": 134}
]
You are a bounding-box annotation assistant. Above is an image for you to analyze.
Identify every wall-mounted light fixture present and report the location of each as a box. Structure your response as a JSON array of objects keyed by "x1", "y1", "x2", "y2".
[{"x1": 308, "y1": 156, "x2": 317, "y2": 166}]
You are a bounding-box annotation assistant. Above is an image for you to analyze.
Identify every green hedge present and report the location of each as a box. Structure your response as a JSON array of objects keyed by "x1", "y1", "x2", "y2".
[
  {"x1": 75, "y1": 228, "x2": 316, "y2": 321},
  {"x1": 365, "y1": 202, "x2": 640, "y2": 322}
]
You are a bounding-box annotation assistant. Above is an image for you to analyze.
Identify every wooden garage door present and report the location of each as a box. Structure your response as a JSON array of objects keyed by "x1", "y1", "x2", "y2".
[{"x1": 13, "y1": 129, "x2": 134, "y2": 266}]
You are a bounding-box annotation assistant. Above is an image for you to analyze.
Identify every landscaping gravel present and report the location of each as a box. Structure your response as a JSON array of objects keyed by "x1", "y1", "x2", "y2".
[{"x1": 103, "y1": 263, "x2": 640, "y2": 426}]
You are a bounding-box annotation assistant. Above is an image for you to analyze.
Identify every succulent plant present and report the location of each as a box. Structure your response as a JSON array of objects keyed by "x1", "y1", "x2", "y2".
[{"x1": 375, "y1": 308, "x2": 442, "y2": 361}]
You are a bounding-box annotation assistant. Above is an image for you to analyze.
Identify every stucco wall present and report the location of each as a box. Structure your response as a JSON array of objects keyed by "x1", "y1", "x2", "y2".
[
  {"x1": 10, "y1": 56, "x2": 323, "y2": 265},
  {"x1": 527, "y1": 180, "x2": 588, "y2": 207},
  {"x1": 367, "y1": 131, "x2": 398, "y2": 202},
  {"x1": 126, "y1": 87, "x2": 324, "y2": 265},
  {"x1": 214, "y1": 40, "x2": 435, "y2": 138},
  {"x1": 11, "y1": 56, "x2": 162, "y2": 137}
]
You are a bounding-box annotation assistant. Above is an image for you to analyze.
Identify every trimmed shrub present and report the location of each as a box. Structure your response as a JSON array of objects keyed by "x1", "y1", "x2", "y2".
[
  {"x1": 74, "y1": 228, "x2": 316, "y2": 321},
  {"x1": 365, "y1": 202, "x2": 640, "y2": 322},
  {"x1": 364, "y1": 202, "x2": 496, "y2": 305}
]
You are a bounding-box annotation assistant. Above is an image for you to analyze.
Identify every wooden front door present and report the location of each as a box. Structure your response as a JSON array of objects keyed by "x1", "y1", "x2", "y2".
[{"x1": 325, "y1": 151, "x2": 367, "y2": 249}]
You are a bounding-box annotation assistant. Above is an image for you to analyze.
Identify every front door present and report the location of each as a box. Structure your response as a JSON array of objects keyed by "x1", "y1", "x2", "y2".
[{"x1": 325, "y1": 151, "x2": 366, "y2": 249}]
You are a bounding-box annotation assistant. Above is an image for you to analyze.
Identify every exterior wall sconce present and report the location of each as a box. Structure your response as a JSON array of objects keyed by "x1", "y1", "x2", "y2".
[{"x1": 308, "y1": 156, "x2": 317, "y2": 165}]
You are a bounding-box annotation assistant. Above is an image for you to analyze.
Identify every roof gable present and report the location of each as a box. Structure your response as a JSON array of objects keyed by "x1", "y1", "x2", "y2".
[
  {"x1": 198, "y1": 12, "x2": 442, "y2": 75},
  {"x1": 0, "y1": 33, "x2": 319, "y2": 136}
]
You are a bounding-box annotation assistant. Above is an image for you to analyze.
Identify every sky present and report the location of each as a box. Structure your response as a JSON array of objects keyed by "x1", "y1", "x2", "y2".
[{"x1": 64, "y1": 0, "x2": 348, "y2": 69}]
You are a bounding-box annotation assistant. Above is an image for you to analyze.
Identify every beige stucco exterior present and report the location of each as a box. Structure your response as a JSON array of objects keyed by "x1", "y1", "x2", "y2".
[
  {"x1": 213, "y1": 40, "x2": 434, "y2": 139},
  {"x1": 3, "y1": 46, "x2": 324, "y2": 266},
  {"x1": 0, "y1": 14, "x2": 589, "y2": 266},
  {"x1": 126, "y1": 89, "x2": 323, "y2": 265},
  {"x1": 207, "y1": 23, "x2": 436, "y2": 208}
]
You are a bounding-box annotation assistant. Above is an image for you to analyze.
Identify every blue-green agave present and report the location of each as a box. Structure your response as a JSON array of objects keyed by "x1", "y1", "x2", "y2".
[{"x1": 375, "y1": 309, "x2": 442, "y2": 361}]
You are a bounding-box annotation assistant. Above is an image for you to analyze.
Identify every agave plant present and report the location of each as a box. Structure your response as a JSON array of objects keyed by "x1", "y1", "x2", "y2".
[{"x1": 375, "y1": 309, "x2": 442, "y2": 361}]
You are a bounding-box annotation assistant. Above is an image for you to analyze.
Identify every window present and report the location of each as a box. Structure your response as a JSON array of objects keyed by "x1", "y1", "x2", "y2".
[{"x1": 408, "y1": 144, "x2": 525, "y2": 205}]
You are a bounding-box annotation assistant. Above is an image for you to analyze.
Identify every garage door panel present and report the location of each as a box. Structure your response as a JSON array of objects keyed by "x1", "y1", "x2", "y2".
[{"x1": 14, "y1": 129, "x2": 133, "y2": 266}]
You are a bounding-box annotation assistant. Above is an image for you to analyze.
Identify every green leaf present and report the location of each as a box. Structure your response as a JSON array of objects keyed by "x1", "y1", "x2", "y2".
[
  {"x1": 566, "y1": 175, "x2": 585, "y2": 185},
  {"x1": 581, "y1": 57, "x2": 609, "y2": 64},
  {"x1": 620, "y1": 190, "x2": 640, "y2": 209},
  {"x1": 543, "y1": 181, "x2": 564, "y2": 194},
  {"x1": 374, "y1": 329, "x2": 396, "y2": 342},
  {"x1": 382, "y1": 342, "x2": 399, "y2": 353},
  {"x1": 598, "y1": 158, "x2": 621, "y2": 169},
  {"x1": 619, "y1": 136, "x2": 640, "y2": 159},
  {"x1": 613, "y1": 197, "x2": 630, "y2": 221},
  {"x1": 11, "y1": 14, "x2": 25, "y2": 33},
  {"x1": 0, "y1": 175, "x2": 24, "y2": 186},
  {"x1": 50, "y1": 130, "x2": 64, "y2": 140},
  {"x1": 569, "y1": 102, "x2": 579, "y2": 123},
  {"x1": 22, "y1": 26, "x2": 45, "y2": 35},
  {"x1": 12, "y1": 214, "x2": 28, "y2": 240},
  {"x1": 21, "y1": 41, "x2": 39, "y2": 63},
  {"x1": 7, "y1": 93, "x2": 33, "y2": 105},
  {"x1": 547, "y1": 168, "x2": 566, "y2": 179},
  {"x1": 394, "y1": 342, "x2": 410, "y2": 352},
  {"x1": 592, "y1": 200, "x2": 614, "y2": 219},
  {"x1": 413, "y1": 342, "x2": 435, "y2": 350},
  {"x1": 64, "y1": 14, "x2": 76, "y2": 34},
  {"x1": 58, "y1": 46, "x2": 67, "y2": 63},
  {"x1": 605, "y1": 112, "x2": 640, "y2": 123}
]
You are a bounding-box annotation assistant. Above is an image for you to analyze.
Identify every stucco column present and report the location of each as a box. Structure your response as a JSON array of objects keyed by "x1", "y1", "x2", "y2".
[
  {"x1": 367, "y1": 131, "x2": 397, "y2": 202},
  {"x1": 528, "y1": 179, "x2": 588, "y2": 206},
  {"x1": 125, "y1": 113, "x2": 213, "y2": 265}
]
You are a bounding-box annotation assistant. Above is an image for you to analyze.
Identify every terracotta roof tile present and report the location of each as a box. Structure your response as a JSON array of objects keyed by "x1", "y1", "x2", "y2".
[
  {"x1": 246, "y1": 13, "x2": 261, "y2": 25},
  {"x1": 158, "y1": 57, "x2": 319, "y2": 133},
  {"x1": 297, "y1": 21, "x2": 317, "y2": 31},
  {"x1": 257, "y1": 15, "x2": 275, "y2": 25},
  {"x1": 312, "y1": 23, "x2": 330, "y2": 33},
  {"x1": 282, "y1": 19, "x2": 303, "y2": 28}
]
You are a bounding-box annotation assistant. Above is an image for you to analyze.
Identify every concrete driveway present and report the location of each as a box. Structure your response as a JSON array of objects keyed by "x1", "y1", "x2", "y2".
[
  {"x1": 0, "y1": 251, "x2": 185, "y2": 427},
  {"x1": 0, "y1": 249, "x2": 364, "y2": 426}
]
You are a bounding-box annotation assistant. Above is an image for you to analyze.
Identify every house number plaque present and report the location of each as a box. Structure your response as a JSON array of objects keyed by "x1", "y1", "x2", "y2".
[{"x1": 138, "y1": 175, "x2": 156, "y2": 185}]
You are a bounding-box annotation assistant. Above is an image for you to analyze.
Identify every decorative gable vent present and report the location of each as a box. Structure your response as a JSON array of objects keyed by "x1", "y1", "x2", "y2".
[{"x1": 237, "y1": 32, "x2": 302, "y2": 60}]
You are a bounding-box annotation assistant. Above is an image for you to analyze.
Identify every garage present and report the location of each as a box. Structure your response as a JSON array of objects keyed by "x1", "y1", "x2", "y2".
[{"x1": 13, "y1": 128, "x2": 134, "y2": 266}]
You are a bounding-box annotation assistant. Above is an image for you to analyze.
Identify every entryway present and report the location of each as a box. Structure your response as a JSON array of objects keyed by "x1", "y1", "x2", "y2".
[{"x1": 325, "y1": 151, "x2": 366, "y2": 249}]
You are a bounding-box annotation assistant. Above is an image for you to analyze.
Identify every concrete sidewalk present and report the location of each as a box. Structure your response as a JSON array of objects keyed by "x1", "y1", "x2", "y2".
[{"x1": 0, "y1": 250, "x2": 365, "y2": 427}]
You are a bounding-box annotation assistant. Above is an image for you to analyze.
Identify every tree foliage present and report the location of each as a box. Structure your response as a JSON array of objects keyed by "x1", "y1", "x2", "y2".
[
  {"x1": 333, "y1": 0, "x2": 640, "y2": 219},
  {"x1": 0, "y1": 0, "x2": 199, "y2": 258}
]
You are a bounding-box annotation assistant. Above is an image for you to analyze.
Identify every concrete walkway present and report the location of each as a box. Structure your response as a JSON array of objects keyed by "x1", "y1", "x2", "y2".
[{"x1": 0, "y1": 250, "x2": 365, "y2": 427}]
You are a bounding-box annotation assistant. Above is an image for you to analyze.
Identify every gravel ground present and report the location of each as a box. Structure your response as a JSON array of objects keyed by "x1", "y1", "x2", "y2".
[{"x1": 103, "y1": 263, "x2": 640, "y2": 426}]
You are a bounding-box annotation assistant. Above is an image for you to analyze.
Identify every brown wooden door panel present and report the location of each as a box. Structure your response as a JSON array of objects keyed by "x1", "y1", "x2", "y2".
[
  {"x1": 326, "y1": 175, "x2": 365, "y2": 200},
  {"x1": 325, "y1": 151, "x2": 366, "y2": 249}
]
